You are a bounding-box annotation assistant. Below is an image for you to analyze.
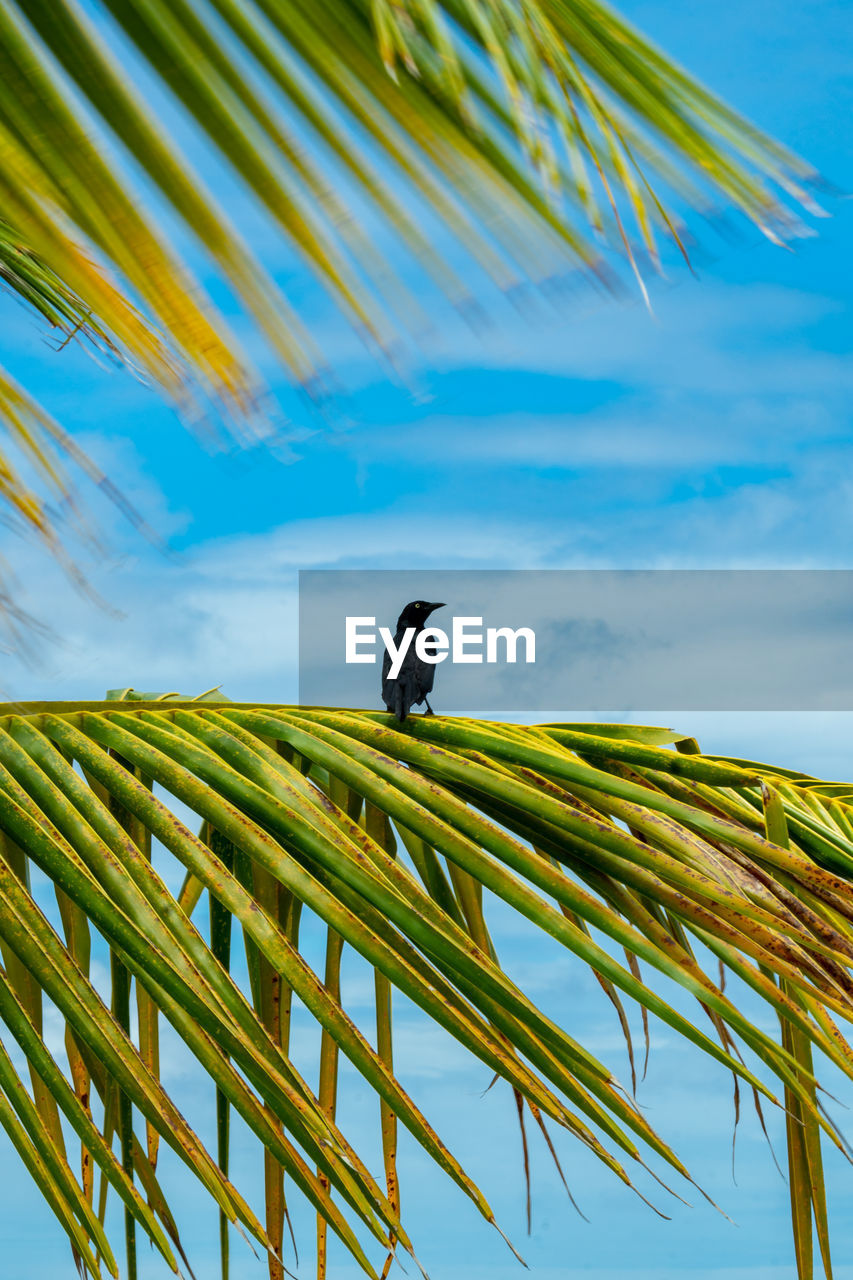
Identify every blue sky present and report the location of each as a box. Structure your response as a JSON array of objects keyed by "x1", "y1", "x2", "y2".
[{"x1": 1, "y1": 0, "x2": 853, "y2": 1275}]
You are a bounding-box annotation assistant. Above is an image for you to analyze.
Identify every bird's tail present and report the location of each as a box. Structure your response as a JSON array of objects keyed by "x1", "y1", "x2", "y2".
[{"x1": 394, "y1": 684, "x2": 407, "y2": 723}]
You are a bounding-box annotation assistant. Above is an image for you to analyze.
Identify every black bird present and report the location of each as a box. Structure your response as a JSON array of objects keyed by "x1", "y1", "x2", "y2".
[{"x1": 381, "y1": 600, "x2": 445, "y2": 721}]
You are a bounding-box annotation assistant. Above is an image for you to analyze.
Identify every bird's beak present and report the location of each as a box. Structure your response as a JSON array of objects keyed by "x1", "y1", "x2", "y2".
[{"x1": 427, "y1": 602, "x2": 445, "y2": 615}]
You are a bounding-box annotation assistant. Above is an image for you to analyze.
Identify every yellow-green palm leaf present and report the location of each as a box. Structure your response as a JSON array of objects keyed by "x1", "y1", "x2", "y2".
[
  {"x1": 0, "y1": 694, "x2": 850, "y2": 1278},
  {"x1": 0, "y1": 0, "x2": 819, "y2": 609}
]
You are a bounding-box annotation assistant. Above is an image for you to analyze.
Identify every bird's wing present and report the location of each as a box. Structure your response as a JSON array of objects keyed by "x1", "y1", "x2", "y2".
[{"x1": 417, "y1": 657, "x2": 437, "y2": 695}]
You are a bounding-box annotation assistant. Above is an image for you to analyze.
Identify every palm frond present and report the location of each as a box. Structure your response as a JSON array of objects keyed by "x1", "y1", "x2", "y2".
[
  {"x1": 0, "y1": 698, "x2": 850, "y2": 1278},
  {"x1": 0, "y1": 0, "x2": 821, "y2": 610}
]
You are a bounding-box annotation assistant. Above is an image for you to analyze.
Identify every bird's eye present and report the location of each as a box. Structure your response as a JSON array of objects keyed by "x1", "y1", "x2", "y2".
[{"x1": 415, "y1": 603, "x2": 420, "y2": 609}]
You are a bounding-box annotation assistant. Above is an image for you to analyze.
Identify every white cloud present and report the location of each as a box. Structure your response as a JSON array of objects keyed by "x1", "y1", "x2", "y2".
[
  {"x1": 333, "y1": 394, "x2": 841, "y2": 472},
  {"x1": 0, "y1": 500, "x2": 571, "y2": 701}
]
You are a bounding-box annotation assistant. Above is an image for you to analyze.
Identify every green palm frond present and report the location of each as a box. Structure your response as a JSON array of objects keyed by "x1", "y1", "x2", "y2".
[
  {"x1": 0, "y1": 0, "x2": 820, "y2": 611},
  {"x1": 0, "y1": 697, "x2": 851, "y2": 1278}
]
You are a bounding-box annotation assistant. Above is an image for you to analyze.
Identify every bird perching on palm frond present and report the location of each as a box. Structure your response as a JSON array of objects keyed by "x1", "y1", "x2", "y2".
[{"x1": 381, "y1": 600, "x2": 445, "y2": 720}]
